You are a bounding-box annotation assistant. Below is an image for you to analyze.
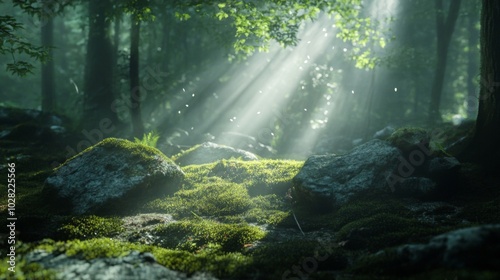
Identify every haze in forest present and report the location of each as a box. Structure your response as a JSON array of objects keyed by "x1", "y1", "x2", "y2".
[{"x1": 0, "y1": 0, "x2": 480, "y2": 158}]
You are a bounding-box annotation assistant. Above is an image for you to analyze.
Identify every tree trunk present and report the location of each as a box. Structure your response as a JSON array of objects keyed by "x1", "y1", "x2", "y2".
[
  {"x1": 468, "y1": 0, "x2": 500, "y2": 170},
  {"x1": 83, "y1": 0, "x2": 118, "y2": 130},
  {"x1": 130, "y1": 17, "x2": 144, "y2": 138},
  {"x1": 428, "y1": 0, "x2": 462, "y2": 124},
  {"x1": 466, "y1": 10, "x2": 479, "y2": 119},
  {"x1": 41, "y1": 1, "x2": 55, "y2": 113}
]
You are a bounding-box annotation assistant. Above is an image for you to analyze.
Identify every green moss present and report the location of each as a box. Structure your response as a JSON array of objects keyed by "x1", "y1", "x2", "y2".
[
  {"x1": 153, "y1": 219, "x2": 266, "y2": 252},
  {"x1": 350, "y1": 249, "x2": 500, "y2": 279},
  {"x1": 145, "y1": 177, "x2": 252, "y2": 218},
  {"x1": 387, "y1": 127, "x2": 430, "y2": 152},
  {"x1": 0, "y1": 241, "x2": 58, "y2": 280},
  {"x1": 460, "y1": 198, "x2": 500, "y2": 224},
  {"x1": 335, "y1": 213, "x2": 451, "y2": 251},
  {"x1": 0, "y1": 259, "x2": 58, "y2": 280},
  {"x1": 56, "y1": 137, "x2": 175, "y2": 171},
  {"x1": 330, "y1": 199, "x2": 411, "y2": 231},
  {"x1": 144, "y1": 160, "x2": 301, "y2": 220},
  {"x1": 244, "y1": 208, "x2": 290, "y2": 225},
  {"x1": 209, "y1": 159, "x2": 303, "y2": 195},
  {"x1": 58, "y1": 215, "x2": 124, "y2": 240},
  {"x1": 251, "y1": 239, "x2": 349, "y2": 279},
  {"x1": 34, "y1": 238, "x2": 252, "y2": 278}
]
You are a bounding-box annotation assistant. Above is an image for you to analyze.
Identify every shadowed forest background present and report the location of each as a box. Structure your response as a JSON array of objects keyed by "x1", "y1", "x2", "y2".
[{"x1": 0, "y1": 0, "x2": 482, "y2": 157}]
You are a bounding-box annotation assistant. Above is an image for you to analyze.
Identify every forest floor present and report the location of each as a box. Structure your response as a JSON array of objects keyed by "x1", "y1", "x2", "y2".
[{"x1": 1, "y1": 116, "x2": 500, "y2": 279}]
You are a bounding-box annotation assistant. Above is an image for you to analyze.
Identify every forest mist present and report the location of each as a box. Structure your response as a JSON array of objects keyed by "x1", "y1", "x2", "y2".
[{"x1": 0, "y1": 0, "x2": 480, "y2": 158}]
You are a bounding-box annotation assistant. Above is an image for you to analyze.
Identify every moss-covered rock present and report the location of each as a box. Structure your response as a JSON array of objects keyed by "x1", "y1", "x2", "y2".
[
  {"x1": 173, "y1": 142, "x2": 259, "y2": 166},
  {"x1": 28, "y1": 238, "x2": 252, "y2": 278},
  {"x1": 43, "y1": 138, "x2": 184, "y2": 215},
  {"x1": 388, "y1": 127, "x2": 431, "y2": 154}
]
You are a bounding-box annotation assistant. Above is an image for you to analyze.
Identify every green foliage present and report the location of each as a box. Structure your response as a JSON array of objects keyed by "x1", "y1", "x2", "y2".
[
  {"x1": 134, "y1": 130, "x2": 160, "y2": 148},
  {"x1": 0, "y1": 15, "x2": 48, "y2": 76},
  {"x1": 172, "y1": 0, "x2": 376, "y2": 64},
  {"x1": 58, "y1": 215, "x2": 124, "y2": 240}
]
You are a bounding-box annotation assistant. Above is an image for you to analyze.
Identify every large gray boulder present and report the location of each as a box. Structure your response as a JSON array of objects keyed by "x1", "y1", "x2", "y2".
[
  {"x1": 292, "y1": 140, "x2": 401, "y2": 210},
  {"x1": 26, "y1": 250, "x2": 218, "y2": 280},
  {"x1": 394, "y1": 224, "x2": 500, "y2": 269},
  {"x1": 173, "y1": 142, "x2": 259, "y2": 166},
  {"x1": 44, "y1": 138, "x2": 184, "y2": 215}
]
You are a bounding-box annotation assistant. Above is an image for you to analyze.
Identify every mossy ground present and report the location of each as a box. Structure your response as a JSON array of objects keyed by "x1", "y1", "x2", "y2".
[{"x1": 1, "y1": 129, "x2": 500, "y2": 279}]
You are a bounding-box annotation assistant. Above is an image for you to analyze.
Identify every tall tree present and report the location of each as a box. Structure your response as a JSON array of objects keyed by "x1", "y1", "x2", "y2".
[
  {"x1": 428, "y1": 0, "x2": 462, "y2": 124},
  {"x1": 466, "y1": 6, "x2": 479, "y2": 119},
  {"x1": 467, "y1": 0, "x2": 500, "y2": 170},
  {"x1": 41, "y1": 0, "x2": 55, "y2": 112},
  {"x1": 129, "y1": 15, "x2": 144, "y2": 138},
  {"x1": 83, "y1": 0, "x2": 118, "y2": 129}
]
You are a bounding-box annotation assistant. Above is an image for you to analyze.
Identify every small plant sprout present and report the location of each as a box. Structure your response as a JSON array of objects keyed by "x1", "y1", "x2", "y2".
[{"x1": 134, "y1": 130, "x2": 160, "y2": 148}]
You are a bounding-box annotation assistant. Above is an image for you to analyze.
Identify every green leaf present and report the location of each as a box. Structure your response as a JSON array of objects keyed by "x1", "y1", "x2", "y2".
[{"x1": 379, "y1": 37, "x2": 386, "y2": 48}]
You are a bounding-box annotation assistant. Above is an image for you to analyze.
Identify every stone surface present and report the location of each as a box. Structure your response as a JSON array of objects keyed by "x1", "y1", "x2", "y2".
[
  {"x1": 393, "y1": 177, "x2": 437, "y2": 198},
  {"x1": 44, "y1": 138, "x2": 184, "y2": 215},
  {"x1": 0, "y1": 106, "x2": 68, "y2": 143},
  {"x1": 293, "y1": 140, "x2": 402, "y2": 210},
  {"x1": 174, "y1": 142, "x2": 259, "y2": 166},
  {"x1": 395, "y1": 224, "x2": 500, "y2": 269},
  {"x1": 25, "y1": 250, "x2": 218, "y2": 280},
  {"x1": 387, "y1": 127, "x2": 431, "y2": 154},
  {"x1": 216, "y1": 131, "x2": 276, "y2": 158},
  {"x1": 427, "y1": 156, "x2": 460, "y2": 177}
]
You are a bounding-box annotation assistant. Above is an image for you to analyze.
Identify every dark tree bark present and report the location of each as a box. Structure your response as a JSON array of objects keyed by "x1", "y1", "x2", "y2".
[
  {"x1": 83, "y1": 0, "x2": 118, "y2": 130},
  {"x1": 466, "y1": 9, "x2": 479, "y2": 119},
  {"x1": 41, "y1": 0, "x2": 55, "y2": 112},
  {"x1": 130, "y1": 16, "x2": 144, "y2": 138},
  {"x1": 428, "y1": 0, "x2": 462, "y2": 124},
  {"x1": 468, "y1": 0, "x2": 500, "y2": 170}
]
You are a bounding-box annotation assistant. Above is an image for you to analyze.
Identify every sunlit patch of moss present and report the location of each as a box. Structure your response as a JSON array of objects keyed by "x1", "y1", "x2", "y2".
[
  {"x1": 153, "y1": 219, "x2": 266, "y2": 252},
  {"x1": 144, "y1": 160, "x2": 299, "y2": 221},
  {"x1": 34, "y1": 238, "x2": 252, "y2": 278},
  {"x1": 56, "y1": 137, "x2": 177, "y2": 171},
  {"x1": 145, "y1": 176, "x2": 252, "y2": 218},
  {"x1": 58, "y1": 215, "x2": 124, "y2": 240},
  {"x1": 209, "y1": 159, "x2": 303, "y2": 195},
  {"x1": 244, "y1": 194, "x2": 292, "y2": 225},
  {"x1": 244, "y1": 208, "x2": 291, "y2": 225}
]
